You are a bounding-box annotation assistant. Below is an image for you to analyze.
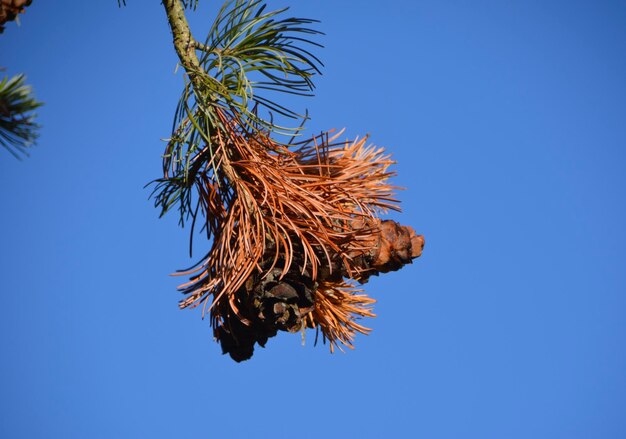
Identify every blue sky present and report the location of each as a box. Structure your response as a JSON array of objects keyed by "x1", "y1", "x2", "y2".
[{"x1": 1, "y1": 1, "x2": 625, "y2": 438}]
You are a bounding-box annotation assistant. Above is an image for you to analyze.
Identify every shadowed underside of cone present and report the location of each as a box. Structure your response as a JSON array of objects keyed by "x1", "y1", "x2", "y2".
[
  {"x1": 0, "y1": 0, "x2": 32, "y2": 33},
  {"x1": 172, "y1": 108, "x2": 425, "y2": 362}
]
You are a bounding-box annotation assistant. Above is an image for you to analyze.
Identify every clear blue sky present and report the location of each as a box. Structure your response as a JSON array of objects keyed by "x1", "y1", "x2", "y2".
[{"x1": 2, "y1": 1, "x2": 625, "y2": 438}]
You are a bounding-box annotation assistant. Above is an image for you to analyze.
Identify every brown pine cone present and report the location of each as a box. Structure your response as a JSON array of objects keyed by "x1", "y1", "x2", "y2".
[{"x1": 0, "y1": 0, "x2": 33, "y2": 33}]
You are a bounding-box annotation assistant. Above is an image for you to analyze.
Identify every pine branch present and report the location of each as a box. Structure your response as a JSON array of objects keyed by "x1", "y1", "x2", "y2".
[
  {"x1": 0, "y1": 74, "x2": 42, "y2": 159},
  {"x1": 154, "y1": 1, "x2": 424, "y2": 361},
  {"x1": 155, "y1": 0, "x2": 323, "y2": 226}
]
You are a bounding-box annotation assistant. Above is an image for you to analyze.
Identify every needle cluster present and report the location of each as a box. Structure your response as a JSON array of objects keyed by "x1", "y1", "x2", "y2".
[{"x1": 154, "y1": 0, "x2": 424, "y2": 361}]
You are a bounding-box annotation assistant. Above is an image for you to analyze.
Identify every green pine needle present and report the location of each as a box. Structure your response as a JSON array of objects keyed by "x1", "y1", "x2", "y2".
[
  {"x1": 0, "y1": 74, "x2": 42, "y2": 159},
  {"x1": 196, "y1": 0, "x2": 323, "y2": 130}
]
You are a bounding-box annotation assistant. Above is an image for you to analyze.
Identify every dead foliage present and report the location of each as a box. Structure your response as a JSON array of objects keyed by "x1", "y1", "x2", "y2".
[{"x1": 168, "y1": 108, "x2": 424, "y2": 361}]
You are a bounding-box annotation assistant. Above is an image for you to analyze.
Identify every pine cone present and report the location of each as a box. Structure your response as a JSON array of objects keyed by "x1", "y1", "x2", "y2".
[
  {"x1": 215, "y1": 220, "x2": 424, "y2": 362},
  {"x1": 0, "y1": 0, "x2": 32, "y2": 33},
  {"x1": 354, "y1": 219, "x2": 425, "y2": 282}
]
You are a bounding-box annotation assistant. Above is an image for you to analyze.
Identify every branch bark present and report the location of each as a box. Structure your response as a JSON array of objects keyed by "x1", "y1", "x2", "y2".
[{"x1": 162, "y1": 0, "x2": 203, "y2": 90}]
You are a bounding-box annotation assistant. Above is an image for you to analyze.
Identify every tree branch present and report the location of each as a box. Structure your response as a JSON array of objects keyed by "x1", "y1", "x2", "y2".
[
  {"x1": 192, "y1": 40, "x2": 212, "y2": 53},
  {"x1": 162, "y1": 0, "x2": 240, "y2": 184},
  {"x1": 162, "y1": 0, "x2": 203, "y2": 90}
]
